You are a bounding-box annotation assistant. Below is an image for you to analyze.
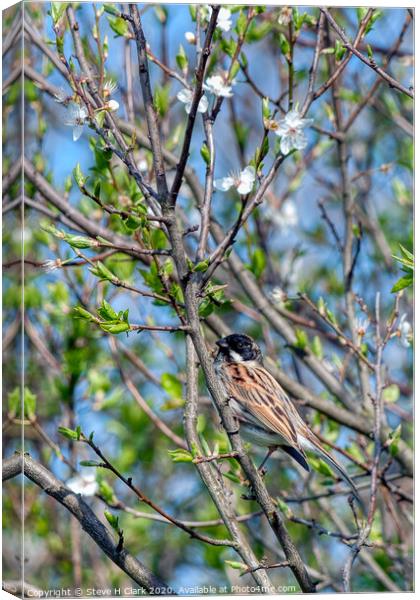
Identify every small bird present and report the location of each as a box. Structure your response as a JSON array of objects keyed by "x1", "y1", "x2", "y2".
[{"x1": 214, "y1": 333, "x2": 363, "y2": 507}]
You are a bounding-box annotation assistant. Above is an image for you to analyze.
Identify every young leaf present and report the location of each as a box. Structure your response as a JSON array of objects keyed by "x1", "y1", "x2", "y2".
[
  {"x1": 107, "y1": 16, "x2": 129, "y2": 37},
  {"x1": 225, "y1": 560, "x2": 247, "y2": 571},
  {"x1": 79, "y1": 460, "x2": 102, "y2": 467},
  {"x1": 176, "y1": 44, "x2": 188, "y2": 71},
  {"x1": 73, "y1": 306, "x2": 96, "y2": 321},
  {"x1": 58, "y1": 426, "x2": 79, "y2": 440},
  {"x1": 200, "y1": 143, "x2": 211, "y2": 165},
  {"x1": 23, "y1": 388, "x2": 37, "y2": 419},
  {"x1": 168, "y1": 448, "x2": 193, "y2": 463},
  {"x1": 161, "y1": 373, "x2": 183, "y2": 399},
  {"x1": 73, "y1": 163, "x2": 86, "y2": 188},
  {"x1": 104, "y1": 510, "x2": 120, "y2": 531}
]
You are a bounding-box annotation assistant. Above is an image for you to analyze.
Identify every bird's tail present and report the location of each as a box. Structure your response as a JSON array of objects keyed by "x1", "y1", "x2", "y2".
[{"x1": 304, "y1": 433, "x2": 366, "y2": 514}]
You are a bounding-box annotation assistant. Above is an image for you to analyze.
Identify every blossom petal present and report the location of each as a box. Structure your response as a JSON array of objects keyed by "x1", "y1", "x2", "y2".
[
  {"x1": 217, "y1": 8, "x2": 232, "y2": 31},
  {"x1": 79, "y1": 106, "x2": 88, "y2": 120},
  {"x1": 198, "y1": 95, "x2": 209, "y2": 113},
  {"x1": 72, "y1": 124, "x2": 84, "y2": 142},
  {"x1": 214, "y1": 176, "x2": 234, "y2": 191},
  {"x1": 280, "y1": 135, "x2": 293, "y2": 155},
  {"x1": 293, "y1": 131, "x2": 308, "y2": 150},
  {"x1": 177, "y1": 88, "x2": 193, "y2": 104},
  {"x1": 237, "y1": 179, "x2": 253, "y2": 195},
  {"x1": 240, "y1": 166, "x2": 256, "y2": 182},
  {"x1": 273, "y1": 123, "x2": 289, "y2": 137},
  {"x1": 284, "y1": 110, "x2": 301, "y2": 127}
]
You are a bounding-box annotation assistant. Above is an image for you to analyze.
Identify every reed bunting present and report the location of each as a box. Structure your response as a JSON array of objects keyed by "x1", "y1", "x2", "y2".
[{"x1": 214, "y1": 333, "x2": 362, "y2": 506}]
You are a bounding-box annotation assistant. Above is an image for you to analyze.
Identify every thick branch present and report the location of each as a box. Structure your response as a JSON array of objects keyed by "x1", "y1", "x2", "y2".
[{"x1": 3, "y1": 453, "x2": 171, "y2": 593}]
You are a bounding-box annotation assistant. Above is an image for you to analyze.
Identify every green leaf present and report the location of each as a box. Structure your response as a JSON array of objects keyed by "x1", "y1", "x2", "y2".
[
  {"x1": 66, "y1": 234, "x2": 98, "y2": 249},
  {"x1": 161, "y1": 373, "x2": 183, "y2": 400},
  {"x1": 200, "y1": 143, "x2": 211, "y2": 165},
  {"x1": 387, "y1": 424, "x2": 401, "y2": 457},
  {"x1": 51, "y1": 2, "x2": 67, "y2": 24},
  {"x1": 223, "y1": 471, "x2": 241, "y2": 483},
  {"x1": 295, "y1": 328, "x2": 308, "y2": 350},
  {"x1": 98, "y1": 479, "x2": 115, "y2": 503},
  {"x1": 391, "y1": 273, "x2": 413, "y2": 293},
  {"x1": 150, "y1": 228, "x2": 168, "y2": 250},
  {"x1": 262, "y1": 97, "x2": 271, "y2": 120},
  {"x1": 276, "y1": 497, "x2": 292, "y2": 518},
  {"x1": 225, "y1": 560, "x2": 247, "y2": 571},
  {"x1": 7, "y1": 388, "x2": 20, "y2": 417},
  {"x1": 73, "y1": 163, "x2": 86, "y2": 188},
  {"x1": 168, "y1": 448, "x2": 193, "y2": 463},
  {"x1": 99, "y1": 322, "x2": 130, "y2": 334},
  {"x1": 198, "y1": 298, "x2": 214, "y2": 318},
  {"x1": 58, "y1": 426, "x2": 79, "y2": 440},
  {"x1": 193, "y1": 260, "x2": 209, "y2": 273},
  {"x1": 334, "y1": 39, "x2": 346, "y2": 61},
  {"x1": 230, "y1": 60, "x2": 240, "y2": 79},
  {"x1": 399, "y1": 244, "x2": 414, "y2": 263},
  {"x1": 383, "y1": 384, "x2": 400, "y2": 404},
  {"x1": 104, "y1": 510, "x2": 119, "y2": 531},
  {"x1": 311, "y1": 335, "x2": 323, "y2": 359},
  {"x1": 79, "y1": 460, "x2": 102, "y2": 467},
  {"x1": 103, "y1": 4, "x2": 120, "y2": 17},
  {"x1": 307, "y1": 456, "x2": 334, "y2": 477},
  {"x1": 98, "y1": 299, "x2": 118, "y2": 321},
  {"x1": 235, "y1": 10, "x2": 248, "y2": 36},
  {"x1": 279, "y1": 33, "x2": 290, "y2": 56},
  {"x1": 23, "y1": 388, "x2": 37, "y2": 419},
  {"x1": 220, "y1": 37, "x2": 236, "y2": 58},
  {"x1": 107, "y1": 16, "x2": 129, "y2": 37},
  {"x1": 90, "y1": 261, "x2": 116, "y2": 282},
  {"x1": 249, "y1": 248, "x2": 266, "y2": 279},
  {"x1": 73, "y1": 306, "x2": 96, "y2": 321},
  {"x1": 154, "y1": 84, "x2": 171, "y2": 117},
  {"x1": 176, "y1": 45, "x2": 188, "y2": 71}
]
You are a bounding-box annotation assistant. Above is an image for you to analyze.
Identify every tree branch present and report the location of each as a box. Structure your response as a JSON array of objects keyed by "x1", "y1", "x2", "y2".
[{"x1": 3, "y1": 453, "x2": 172, "y2": 593}]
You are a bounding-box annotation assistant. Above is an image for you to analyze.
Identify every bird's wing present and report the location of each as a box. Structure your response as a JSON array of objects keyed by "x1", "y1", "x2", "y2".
[{"x1": 220, "y1": 362, "x2": 303, "y2": 449}]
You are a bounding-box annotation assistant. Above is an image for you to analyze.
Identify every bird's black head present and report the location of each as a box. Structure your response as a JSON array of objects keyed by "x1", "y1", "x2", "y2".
[{"x1": 215, "y1": 334, "x2": 262, "y2": 363}]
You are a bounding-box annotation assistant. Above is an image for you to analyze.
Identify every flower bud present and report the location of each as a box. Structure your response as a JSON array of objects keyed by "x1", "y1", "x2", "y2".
[
  {"x1": 184, "y1": 31, "x2": 196, "y2": 44},
  {"x1": 106, "y1": 99, "x2": 119, "y2": 112}
]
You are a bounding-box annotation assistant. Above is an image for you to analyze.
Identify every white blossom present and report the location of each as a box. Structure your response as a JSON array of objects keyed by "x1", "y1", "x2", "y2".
[
  {"x1": 176, "y1": 88, "x2": 208, "y2": 114},
  {"x1": 266, "y1": 199, "x2": 298, "y2": 230},
  {"x1": 184, "y1": 31, "x2": 196, "y2": 44},
  {"x1": 203, "y1": 5, "x2": 232, "y2": 32},
  {"x1": 214, "y1": 166, "x2": 255, "y2": 195},
  {"x1": 64, "y1": 102, "x2": 88, "y2": 142},
  {"x1": 274, "y1": 109, "x2": 313, "y2": 155},
  {"x1": 398, "y1": 313, "x2": 412, "y2": 348},
  {"x1": 106, "y1": 99, "x2": 119, "y2": 112},
  {"x1": 215, "y1": 7, "x2": 232, "y2": 31},
  {"x1": 204, "y1": 75, "x2": 234, "y2": 98},
  {"x1": 67, "y1": 473, "x2": 98, "y2": 496}
]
